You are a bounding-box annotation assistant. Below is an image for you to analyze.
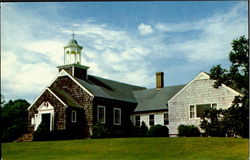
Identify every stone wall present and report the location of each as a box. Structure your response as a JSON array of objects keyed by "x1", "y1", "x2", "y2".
[
  {"x1": 28, "y1": 90, "x2": 66, "y2": 132},
  {"x1": 168, "y1": 79, "x2": 239, "y2": 136},
  {"x1": 50, "y1": 76, "x2": 94, "y2": 137}
]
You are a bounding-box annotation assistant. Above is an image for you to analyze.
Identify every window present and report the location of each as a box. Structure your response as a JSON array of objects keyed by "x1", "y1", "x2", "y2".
[
  {"x1": 114, "y1": 108, "x2": 121, "y2": 125},
  {"x1": 190, "y1": 105, "x2": 195, "y2": 118},
  {"x1": 97, "y1": 106, "x2": 105, "y2": 123},
  {"x1": 212, "y1": 103, "x2": 217, "y2": 109},
  {"x1": 164, "y1": 112, "x2": 169, "y2": 125},
  {"x1": 196, "y1": 104, "x2": 210, "y2": 118},
  {"x1": 149, "y1": 114, "x2": 154, "y2": 126},
  {"x1": 190, "y1": 103, "x2": 217, "y2": 118},
  {"x1": 31, "y1": 117, "x2": 35, "y2": 125},
  {"x1": 135, "y1": 115, "x2": 140, "y2": 126},
  {"x1": 71, "y1": 110, "x2": 77, "y2": 123}
]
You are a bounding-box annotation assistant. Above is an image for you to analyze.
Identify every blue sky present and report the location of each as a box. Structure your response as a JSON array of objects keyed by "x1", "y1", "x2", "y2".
[{"x1": 1, "y1": 1, "x2": 248, "y2": 103}]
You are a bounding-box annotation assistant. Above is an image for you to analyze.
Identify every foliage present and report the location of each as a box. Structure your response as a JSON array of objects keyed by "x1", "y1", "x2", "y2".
[
  {"x1": 1, "y1": 99, "x2": 30, "y2": 142},
  {"x1": 178, "y1": 125, "x2": 200, "y2": 137},
  {"x1": 131, "y1": 121, "x2": 148, "y2": 137},
  {"x1": 209, "y1": 36, "x2": 249, "y2": 138},
  {"x1": 33, "y1": 122, "x2": 51, "y2": 141},
  {"x1": 200, "y1": 109, "x2": 226, "y2": 137},
  {"x1": 2, "y1": 138, "x2": 248, "y2": 160},
  {"x1": 148, "y1": 124, "x2": 169, "y2": 137},
  {"x1": 91, "y1": 121, "x2": 110, "y2": 138}
]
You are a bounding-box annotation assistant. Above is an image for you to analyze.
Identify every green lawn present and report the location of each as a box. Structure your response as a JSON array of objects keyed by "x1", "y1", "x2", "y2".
[{"x1": 2, "y1": 137, "x2": 249, "y2": 160}]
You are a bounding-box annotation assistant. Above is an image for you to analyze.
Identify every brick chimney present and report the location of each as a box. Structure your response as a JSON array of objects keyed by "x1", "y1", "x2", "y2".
[{"x1": 156, "y1": 72, "x2": 164, "y2": 89}]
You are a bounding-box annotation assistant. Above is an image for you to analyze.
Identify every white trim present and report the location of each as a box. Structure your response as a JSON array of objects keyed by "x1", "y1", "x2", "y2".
[
  {"x1": 134, "y1": 115, "x2": 140, "y2": 126},
  {"x1": 47, "y1": 69, "x2": 94, "y2": 97},
  {"x1": 97, "y1": 105, "x2": 105, "y2": 124},
  {"x1": 72, "y1": 66, "x2": 75, "y2": 76},
  {"x1": 221, "y1": 84, "x2": 242, "y2": 96},
  {"x1": 47, "y1": 88, "x2": 67, "y2": 107},
  {"x1": 71, "y1": 110, "x2": 77, "y2": 123},
  {"x1": 163, "y1": 112, "x2": 169, "y2": 125},
  {"x1": 113, "y1": 108, "x2": 121, "y2": 125},
  {"x1": 59, "y1": 69, "x2": 94, "y2": 97},
  {"x1": 149, "y1": 114, "x2": 154, "y2": 126},
  {"x1": 27, "y1": 87, "x2": 47, "y2": 110},
  {"x1": 35, "y1": 102, "x2": 55, "y2": 131},
  {"x1": 169, "y1": 72, "x2": 241, "y2": 103},
  {"x1": 169, "y1": 72, "x2": 209, "y2": 103},
  {"x1": 27, "y1": 87, "x2": 68, "y2": 110},
  {"x1": 189, "y1": 103, "x2": 218, "y2": 119}
]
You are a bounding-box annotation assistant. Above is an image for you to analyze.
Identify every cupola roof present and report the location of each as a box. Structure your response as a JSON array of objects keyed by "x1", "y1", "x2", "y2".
[{"x1": 64, "y1": 38, "x2": 83, "y2": 49}]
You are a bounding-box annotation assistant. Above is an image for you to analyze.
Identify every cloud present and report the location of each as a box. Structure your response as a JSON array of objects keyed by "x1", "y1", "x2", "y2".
[
  {"x1": 1, "y1": 2, "x2": 247, "y2": 103},
  {"x1": 137, "y1": 23, "x2": 153, "y2": 35}
]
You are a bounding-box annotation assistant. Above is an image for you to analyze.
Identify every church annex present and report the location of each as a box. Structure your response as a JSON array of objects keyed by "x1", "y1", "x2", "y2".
[{"x1": 27, "y1": 36, "x2": 241, "y2": 138}]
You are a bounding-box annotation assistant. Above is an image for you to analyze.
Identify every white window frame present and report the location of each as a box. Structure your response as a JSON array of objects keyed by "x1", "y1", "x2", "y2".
[
  {"x1": 163, "y1": 112, "x2": 169, "y2": 125},
  {"x1": 189, "y1": 103, "x2": 218, "y2": 119},
  {"x1": 97, "y1": 106, "x2": 105, "y2": 124},
  {"x1": 113, "y1": 108, "x2": 121, "y2": 125},
  {"x1": 71, "y1": 110, "x2": 77, "y2": 123},
  {"x1": 135, "y1": 115, "x2": 141, "y2": 126},
  {"x1": 149, "y1": 114, "x2": 154, "y2": 126}
]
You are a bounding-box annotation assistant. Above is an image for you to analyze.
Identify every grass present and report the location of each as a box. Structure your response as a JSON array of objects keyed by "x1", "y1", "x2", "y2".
[{"x1": 2, "y1": 137, "x2": 249, "y2": 160}]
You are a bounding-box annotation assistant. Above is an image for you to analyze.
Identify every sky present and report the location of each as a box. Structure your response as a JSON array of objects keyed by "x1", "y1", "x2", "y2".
[{"x1": 1, "y1": 1, "x2": 248, "y2": 103}]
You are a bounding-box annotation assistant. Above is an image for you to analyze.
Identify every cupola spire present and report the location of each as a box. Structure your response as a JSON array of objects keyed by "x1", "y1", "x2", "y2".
[{"x1": 64, "y1": 31, "x2": 83, "y2": 65}]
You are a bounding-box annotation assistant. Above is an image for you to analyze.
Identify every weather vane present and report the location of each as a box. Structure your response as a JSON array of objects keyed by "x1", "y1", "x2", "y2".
[{"x1": 72, "y1": 25, "x2": 76, "y2": 39}]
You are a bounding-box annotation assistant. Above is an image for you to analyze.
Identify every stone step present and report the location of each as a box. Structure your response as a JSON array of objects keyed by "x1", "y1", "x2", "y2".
[{"x1": 15, "y1": 133, "x2": 33, "y2": 142}]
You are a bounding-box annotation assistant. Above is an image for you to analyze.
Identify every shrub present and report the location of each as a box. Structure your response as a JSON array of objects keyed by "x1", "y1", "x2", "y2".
[
  {"x1": 148, "y1": 124, "x2": 169, "y2": 137},
  {"x1": 91, "y1": 121, "x2": 110, "y2": 138},
  {"x1": 1, "y1": 125, "x2": 26, "y2": 142},
  {"x1": 132, "y1": 121, "x2": 149, "y2": 137},
  {"x1": 178, "y1": 125, "x2": 200, "y2": 137},
  {"x1": 33, "y1": 122, "x2": 51, "y2": 141}
]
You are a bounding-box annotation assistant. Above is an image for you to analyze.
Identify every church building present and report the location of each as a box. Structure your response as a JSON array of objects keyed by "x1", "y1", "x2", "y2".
[{"x1": 27, "y1": 36, "x2": 241, "y2": 139}]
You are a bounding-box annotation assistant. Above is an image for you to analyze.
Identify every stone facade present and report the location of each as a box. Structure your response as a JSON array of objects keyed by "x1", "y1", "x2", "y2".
[
  {"x1": 28, "y1": 89, "x2": 66, "y2": 132},
  {"x1": 168, "y1": 77, "x2": 239, "y2": 136},
  {"x1": 50, "y1": 75, "x2": 94, "y2": 136}
]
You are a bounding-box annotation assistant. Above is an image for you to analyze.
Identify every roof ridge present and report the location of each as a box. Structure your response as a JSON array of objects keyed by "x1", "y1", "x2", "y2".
[{"x1": 88, "y1": 74, "x2": 146, "y2": 89}]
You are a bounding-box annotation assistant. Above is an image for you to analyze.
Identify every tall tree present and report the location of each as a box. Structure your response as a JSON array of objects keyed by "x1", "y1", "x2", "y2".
[
  {"x1": 1, "y1": 99, "x2": 30, "y2": 142},
  {"x1": 209, "y1": 36, "x2": 249, "y2": 138}
]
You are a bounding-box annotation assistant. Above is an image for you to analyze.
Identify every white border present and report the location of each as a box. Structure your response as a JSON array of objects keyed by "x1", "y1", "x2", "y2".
[
  {"x1": 113, "y1": 108, "x2": 121, "y2": 125},
  {"x1": 97, "y1": 105, "x2": 106, "y2": 124},
  {"x1": 48, "y1": 69, "x2": 94, "y2": 97},
  {"x1": 149, "y1": 114, "x2": 154, "y2": 126},
  {"x1": 27, "y1": 87, "x2": 67, "y2": 110},
  {"x1": 169, "y1": 72, "x2": 241, "y2": 103},
  {"x1": 71, "y1": 110, "x2": 77, "y2": 123}
]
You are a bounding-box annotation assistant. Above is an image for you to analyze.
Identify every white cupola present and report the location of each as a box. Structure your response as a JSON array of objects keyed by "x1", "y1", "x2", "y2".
[{"x1": 64, "y1": 34, "x2": 83, "y2": 65}]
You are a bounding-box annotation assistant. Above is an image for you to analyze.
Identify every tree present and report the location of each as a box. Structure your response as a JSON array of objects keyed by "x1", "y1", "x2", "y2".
[
  {"x1": 200, "y1": 109, "x2": 226, "y2": 137},
  {"x1": 1, "y1": 99, "x2": 30, "y2": 142},
  {"x1": 209, "y1": 36, "x2": 249, "y2": 138}
]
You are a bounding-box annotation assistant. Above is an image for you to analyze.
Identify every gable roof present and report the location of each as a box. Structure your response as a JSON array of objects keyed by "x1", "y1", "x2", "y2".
[
  {"x1": 49, "y1": 87, "x2": 81, "y2": 107},
  {"x1": 168, "y1": 72, "x2": 242, "y2": 103},
  {"x1": 133, "y1": 84, "x2": 185, "y2": 112},
  {"x1": 73, "y1": 75, "x2": 146, "y2": 103}
]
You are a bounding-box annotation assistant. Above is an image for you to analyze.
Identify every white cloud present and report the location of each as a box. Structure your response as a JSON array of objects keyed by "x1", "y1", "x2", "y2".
[
  {"x1": 1, "y1": 2, "x2": 247, "y2": 103},
  {"x1": 137, "y1": 23, "x2": 153, "y2": 35}
]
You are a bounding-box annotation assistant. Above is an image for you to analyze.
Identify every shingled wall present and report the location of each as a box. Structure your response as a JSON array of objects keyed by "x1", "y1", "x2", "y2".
[
  {"x1": 28, "y1": 90, "x2": 66, "y2": 132},
  {"x1": 50, "y1": 76, "x2": 94, "y2": 137}
]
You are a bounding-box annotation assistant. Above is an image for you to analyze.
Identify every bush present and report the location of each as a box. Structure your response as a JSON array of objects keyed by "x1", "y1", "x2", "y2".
[
  {"x1": 1, "y1": 125, "x2": 26, "y2": 142},
  {"x1": 33, "y1": 122, "x2": 51, "y2": 141},
  {"x1": 178, "y1": 125, "x2": 200, "y2": 137},
  {"x1": 148, "y1": 124, "x2": 169, "y2": 137},
  {"x1": 132, "y1": 121, "x2": 148, "y2": 137},
  {"x1": 91, "y1": 121, "x2": 110, "y2": 138}
]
